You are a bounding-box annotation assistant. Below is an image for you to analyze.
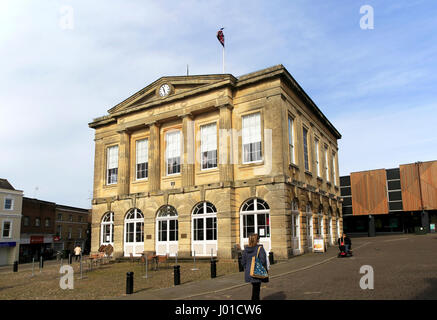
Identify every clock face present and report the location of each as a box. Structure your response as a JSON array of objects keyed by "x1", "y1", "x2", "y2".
[{"x1": 159, "y1": 84, "x2": 171, "y2": 97}]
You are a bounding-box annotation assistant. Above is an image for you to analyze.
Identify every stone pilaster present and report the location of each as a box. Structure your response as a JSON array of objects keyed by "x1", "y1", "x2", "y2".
[
  {"x1": 181, "y1": 114, "x2": 195, "y2": 187},
  {"x1": 117, "y1": 129, "x2": 130, "y2": 196},
  {"x1": 148, "y1": 122, "x2": 161, "y2": 192},
  {"x1": 218, "y1": 104, "x2": 234, "y2": 183}
]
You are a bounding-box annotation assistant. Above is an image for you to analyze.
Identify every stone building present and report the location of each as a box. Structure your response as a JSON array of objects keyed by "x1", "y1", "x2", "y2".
[
  {"x1": 89, "y1": 65, "x2": 343, "y2": 260},
  {"x1": 0, "y1": 179, "x2": 23, "y2": 266}
]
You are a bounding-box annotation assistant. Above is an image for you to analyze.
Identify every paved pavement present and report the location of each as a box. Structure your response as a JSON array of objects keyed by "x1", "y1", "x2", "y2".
[{"x1": 118, "y1": 233, "x2": 437, "y2": 300}]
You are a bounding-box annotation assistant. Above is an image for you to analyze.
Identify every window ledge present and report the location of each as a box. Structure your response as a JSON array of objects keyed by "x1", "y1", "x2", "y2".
[
  {"x1": 132, "y1": 179, "x2": 149, "y2": 184},
  {"x1": 304, "y1": 171, "x2": 313, "y2": 177},
  {"x1": 289, "y1": 163, "x2": 299, "y2": 170},
  {"x1": 238, "y1": 161, "x2": 264, "y2": 169},
  {"x1": 317, "y1": 176, "x2": 323, "y2": 182}
]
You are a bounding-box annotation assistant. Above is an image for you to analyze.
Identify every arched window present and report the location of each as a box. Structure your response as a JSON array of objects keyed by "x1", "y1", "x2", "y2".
[
  {"x1": 305, "y1": 203, "x2": 313, "y2": 249},
  {"x1": 290, "y1": 199, "x2": 300, "y2": 254},
  {"x1": 124, "y1": 208, "x2": 144, "y2": 257},
  {"x1": 156, "y1": 205, "x2": 178, "y2": 256},
  {"x1": 101, "y1": 212, "x2": 114, "y2": 245},
  {"x1": 192, "y1": 202, "x2": 217, "y2": 256},
  {"x1": 240, "y1": 198, "x2": 271, "y2": 252}
]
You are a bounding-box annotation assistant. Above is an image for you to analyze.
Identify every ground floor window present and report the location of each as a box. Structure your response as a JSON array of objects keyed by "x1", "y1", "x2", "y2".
[
  {"x1": 156, "y1": 205, "x2": 179, "y2": 256},
  {"x1": 240, "y1": 198, "x2": 271, "y2": 252}
]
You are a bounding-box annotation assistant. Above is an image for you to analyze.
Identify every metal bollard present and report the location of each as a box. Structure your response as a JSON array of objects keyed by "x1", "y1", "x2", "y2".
[
  {"x1": 13, "y1": 261, "x2": 18, "y2": 272},
  {"x1": 210, "y1": 259, "x2": 217, "y2": 278},
  {"x1": 238, "y1": 252, "x2": 244, "y2": 272},
  {"x1": 269, "y1": 251, "x2": 275, "y2": 265},
  {"x1": 69, "y1": 253, "x2": 72, "y2": 265},
  {"x1": 126, "y1": 272, "x2": 134, "y2": 294},
  {"x1": 174, "y1": 265, "x2": 180, "y2": 286},
  {"x1": 39, "y1": 256, "x2": 44, "y2": 270}
]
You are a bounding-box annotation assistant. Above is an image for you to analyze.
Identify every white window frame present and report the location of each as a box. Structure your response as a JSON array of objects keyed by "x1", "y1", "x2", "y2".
[
  {"x1": 315, "y1": 138, "x2": 320, "y2": 177},
  {"x1": 35, "y1": 218, "x2": 41, "y2": 227},
  {"x1": 45, "y1": 218, "x2": 50, "y2": 227},
  {"x1": 240, "y1": 198, "x2": 271, "y2": 253},
  {"x1": 200, "y1": 123, "x2": 218, "y2": 170},
  {"x1": 101, "y1": 212, "x2": 114, "y2": 245},
  {"x1": 192, "y1": 202, "x2": 218, "y2": 256},
  {"x1": 242, "y1": 113, "x2": 263, "y2": 164},
  {"x1": 332, "y1": 152, "x2": 337, "y2": 185},
  {"x1": 166, "y1": 130, "x2": 181, "y2": 176},
  {"x1": 1, "y1": 220, "x2": 12, "y2": 238},
  {"x1": 4, "y1": 197, "x2": 14, "y2": 210},
  {"x1": 324, "y1": 146, "x2": 330, "y2": 182},
  {"x1": 288, "y1": 116, "x2": 295, "y2": 165},
  {"x1": 136, "y1": 138, "x2": 149, "y2": 180},
  {"x1": 23, "y1": 216, "x2": 30, "y2": 226},
  {"x1": 107, "y1": 145, "x2": 119, "y2": 185},
  {"x1": 156, "y1": 205, "x2": 179, "y2": 256},
  {"x1": 303, "y1": 127, "x2": 309, "y2": 171}
]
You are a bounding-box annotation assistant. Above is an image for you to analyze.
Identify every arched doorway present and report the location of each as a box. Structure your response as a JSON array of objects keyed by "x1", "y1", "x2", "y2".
[
  {"x1": 101, "y1": 212, "x2": 114, "y2": 246},
  {"x1": 240, "y1": 198, "x2": 271, "y2": 253},
  {"x1": 124, "y1": 208, "x2": 144, "y2": 257},
  {"x1": 291, "y1": 199, "x2": 300, "y2": 255},
  {"x1": 192, "y1": 202, "x2": 217, "y2": 257},
  {"x1": 156, "y1": 205, "x2": 178, "y2": 256},
  {"x1": 305, "y1": 204, "x2": 313, "y2": 251}
]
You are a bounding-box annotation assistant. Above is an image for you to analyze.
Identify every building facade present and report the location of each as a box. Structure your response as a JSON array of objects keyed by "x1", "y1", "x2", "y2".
[
  {"x1": 341, "y1": 160, "x2": 437, "y2": 235},
  {"x1": 54, "y1": 205, "x2": 91, "y2": 254},
  {"x1": 20, "y1": 197, "x2": 90, "y2": 262},
  {"x1": 89, "y1": 65, "x2": 343, "y2": 260},
  {"x1": 0, "y1": 179, "x2": 23, "y2": 266}
]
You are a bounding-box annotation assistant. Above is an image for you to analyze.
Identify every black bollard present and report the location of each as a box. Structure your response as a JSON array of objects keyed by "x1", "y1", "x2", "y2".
[
  {"x1": 69, "y1": 254, "x2": 72, "y2": 265},
  {"x1": 269, "y1": 252, "x2": 275, "y2": 265},
  {"x1": 126, "y1": 272, "x2": 134, "y2": 294},
  {"x1": 238, "y1": 252, "x2": 244, "y2": 272},
  {"x1": 13, "y1": 261, "x2": 18, "y2": 272},
  {"x1": 39, "y1": 257, "x2": 44, "y2": 269},
  {"x1": 174, "y1": 265, "x2": 180, "y2": 286},
  {"x1": 210, "y1": 259, "x2": 217, "y2": 278}
]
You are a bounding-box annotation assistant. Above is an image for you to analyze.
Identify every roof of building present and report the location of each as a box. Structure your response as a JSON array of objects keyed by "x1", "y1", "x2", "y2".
[
  {"x1": 89, "y1": 64, "x2": 341, "y2": 139},
  {"x1": 0, "y1": 179, "x2": 15, "y2": 190}
]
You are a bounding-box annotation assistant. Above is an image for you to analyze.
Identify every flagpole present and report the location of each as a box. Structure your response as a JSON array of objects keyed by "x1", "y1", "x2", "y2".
[{"x1": 222, "y1": 45, "x2": 225, "y2": 74}]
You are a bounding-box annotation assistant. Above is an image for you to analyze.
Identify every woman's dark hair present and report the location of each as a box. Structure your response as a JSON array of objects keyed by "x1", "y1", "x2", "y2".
[{"x1": 248, "y1": 233, "x2": 259, "y2": 247}]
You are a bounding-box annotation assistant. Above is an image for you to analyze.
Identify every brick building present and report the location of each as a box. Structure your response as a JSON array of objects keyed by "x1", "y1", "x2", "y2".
[{"x1": 89, "y1": 65, "x2": 343, "y2": 259}]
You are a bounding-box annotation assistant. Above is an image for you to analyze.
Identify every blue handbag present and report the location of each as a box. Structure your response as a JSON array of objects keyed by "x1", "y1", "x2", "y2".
[{"x1": 250, "y1": 246, "x2": 268, "y2": 279}]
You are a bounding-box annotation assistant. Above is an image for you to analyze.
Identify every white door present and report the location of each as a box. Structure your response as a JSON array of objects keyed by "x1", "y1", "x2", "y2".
[
  {"x1": 291, "y1": 213, "x2": 301, "y2": 255},
  {"x1": 156, "y1": 205, "x2": 178, "y2": 257},
  {"x1": 306, "y1": 214, "x2": 313, "y2": 250},
  {"x1": 240, "y1": 199, "x2": 271, "y2": 254},
  {"x1": 124, "y1": 209, "x2": 144, "y2": 257},
  {"x1": 192, "y1": 202, "x2": 218, "y2": 257}
]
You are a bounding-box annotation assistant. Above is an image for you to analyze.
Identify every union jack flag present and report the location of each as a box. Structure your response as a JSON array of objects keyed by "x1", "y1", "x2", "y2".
[{"x1": 217, "y1": 28, "x2": 224, "y2": 47}]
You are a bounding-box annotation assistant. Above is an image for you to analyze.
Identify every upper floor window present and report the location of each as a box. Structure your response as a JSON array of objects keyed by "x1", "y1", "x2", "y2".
[
  {"x1": 2, "y1": 221, "x2": 11, "y2": 238},
  {"x1": 303, "y1": 127, "x2": 309, "y2": 171},
  {"x1": 200, "y1": 123, "x2": 217, "y2": 170},
  {"x1": 69, "y1": 214, "x2": 73, "y2": 222},
  {"x1": 57, "y1": 213, "x2": 62, "y2": 221},
  {"x1": 288, "y1": 116, "x2": 295, "y2": 165},
  {"x1": 79, "y1": 215, "x2": 83, "y2": 223},
  {"x1": 314, "y1": 138, "x2": 320, "y2": 177},
  {"x1": 136, "y1": 139, "x2": 148, "y2": 180},
  {"x1": 78, "y1": 228, "x2": 82, "y2": 239},
  {"x1": 332, "y1": 152, "x2": 337, "y2": 185},
  {"x1": 242, "y1": 113, "x2": 262, "y2": 163},
  {"x1": 4, "y1": 197, "x2": 13, "y2": 210},
  {"x1": 45, "y1": 218, "x2": 51, "y2": 227},
  {"x1": 57, "y1": 225, "x2": 62, "y2": 238},
  {"x1": 35, "y1": 218, "x2": 41, "y2": 227},
  {"x1": 107, "y1": 145, "x2": 119, "y2": 185},
  {"x1": 23, "y1": 216, "x2": 30, "y2": 226},
  {"x1": 68, "y1": 227, "x2": 72, "y2": 239},
  {"x1": 166, "y1": 131, "x2": 181, "y2": 175},
  {"x1": 324, "y1": 146, "x2": 330, "y2": 182}
]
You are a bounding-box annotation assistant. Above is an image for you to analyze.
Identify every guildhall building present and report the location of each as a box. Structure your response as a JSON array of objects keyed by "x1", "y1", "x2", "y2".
[{"x1": 89, "y1": 65, "x2": 343, "y2": 259}]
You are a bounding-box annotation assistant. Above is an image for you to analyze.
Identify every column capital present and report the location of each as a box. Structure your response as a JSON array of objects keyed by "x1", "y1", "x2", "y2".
[
  {"x1": 145, "y1": 120, "x2": 161, "y2": 128},
  {"x1": 215, "y1": 103, "x2": 234, "y2": 111},
  {"x1": 177, "y1": 112, "x2": 193, "y2": 120},
  {"x1": 116, "y1": 128, "x2": 131, "y2": 135}
]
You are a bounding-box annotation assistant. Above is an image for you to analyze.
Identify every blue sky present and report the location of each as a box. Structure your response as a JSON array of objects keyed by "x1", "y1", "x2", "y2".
[{"x1": 1, "y1": 0, "x2": 436, "y2": 208}]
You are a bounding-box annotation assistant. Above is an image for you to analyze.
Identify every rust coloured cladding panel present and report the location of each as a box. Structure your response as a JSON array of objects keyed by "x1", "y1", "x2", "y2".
[
  {"x1": 400, "y1": 163, "x2": 422, "y2": 211},
  {"x1": 419, "y1": 161, "x2": 437, "y2": 210},
  {"x1": 350, "y1": 169, "x2": 389, "y2": 215}
]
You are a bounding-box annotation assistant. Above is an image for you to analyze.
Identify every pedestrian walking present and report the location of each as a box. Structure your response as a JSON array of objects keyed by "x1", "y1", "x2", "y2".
[
  {"x1": 74, "y1": 245, "x2": 82, "y2": 262},
  {"x1": 241, "y1": 233, "x2": 269, "y2": 300}
]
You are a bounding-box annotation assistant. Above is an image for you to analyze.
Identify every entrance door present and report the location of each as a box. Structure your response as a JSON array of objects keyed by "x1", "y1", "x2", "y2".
[
  {"x1": 124, "y1": 208, "x2": 144, "y2": 257},
  {"x1": 306, "y1": 214, "x2": 313, "y2": 250},
  {"x1": 291, "y1": 213, "x2": 301, "y2": 255},
  {"x1": 156, "y1": 205, "x2": 178, "y2": 256},
  {"x1": 192, "y1": 202, "x2": 218, "y2": 257},
  {"x1": 240, "y1": 198, "x2": 271, "y2": 253}
]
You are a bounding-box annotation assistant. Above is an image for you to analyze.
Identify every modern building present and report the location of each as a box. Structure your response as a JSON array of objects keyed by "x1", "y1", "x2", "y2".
[
  {"x1": 0, "y1": 179, "x2": 23, "y2": 266},
  {"x1": 89, "y1": 65, "x2": 343, "y2": 260},
  {"x1": 20, "y1": 197, "x2": 90, "y2": 262},
  {"x1": 340, "y1": 160, "x2": 437, "y2": 235}
]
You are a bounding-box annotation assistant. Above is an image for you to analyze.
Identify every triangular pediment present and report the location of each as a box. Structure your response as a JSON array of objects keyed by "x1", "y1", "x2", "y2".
[{"x1": 108, "y1": 74, "x2": 234, "y2": 114}]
